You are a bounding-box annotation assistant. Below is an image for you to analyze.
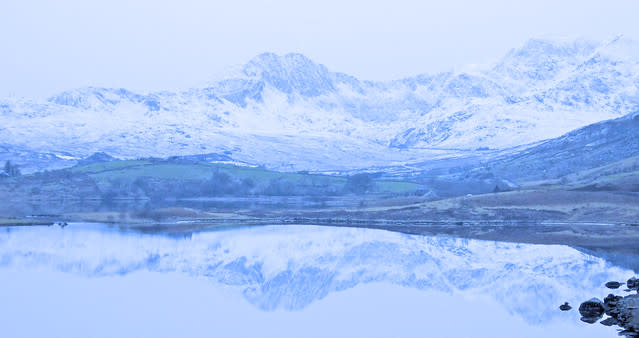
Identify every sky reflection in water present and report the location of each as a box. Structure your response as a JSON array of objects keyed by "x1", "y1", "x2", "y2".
[{"x1": 0, "y1": 224, "x2": 631, "y2": 337}]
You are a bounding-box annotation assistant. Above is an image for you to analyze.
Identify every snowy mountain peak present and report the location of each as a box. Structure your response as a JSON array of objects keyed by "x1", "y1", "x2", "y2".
[
  {"x1": 2, "y1": 38, "x2": 639, "y2": 172},
  {"x1": 493, "y1": 38, "x2": 597, "y2": 83},
  {"x1": 242, "y1": 52, "x2": 335, "y2": 97}
]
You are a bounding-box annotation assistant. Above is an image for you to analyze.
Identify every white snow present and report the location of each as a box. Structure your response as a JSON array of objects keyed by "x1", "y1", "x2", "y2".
[{"x1": 1, "y1": 37, "x2": 638, "y2": 171}]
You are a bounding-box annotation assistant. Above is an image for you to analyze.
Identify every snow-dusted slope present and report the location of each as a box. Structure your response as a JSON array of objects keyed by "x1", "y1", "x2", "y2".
[
  {"x1": 1, "y1": 37, "x2": 638, "y2": 171},
  {"x1": 0, "y1": 224, "x2": 630, "y2": 324}
]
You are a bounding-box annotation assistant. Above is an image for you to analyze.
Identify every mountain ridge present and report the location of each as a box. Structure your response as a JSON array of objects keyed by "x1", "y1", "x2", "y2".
[{"x1": 2, "y1": 37, "x2": 638, "y2": 172}]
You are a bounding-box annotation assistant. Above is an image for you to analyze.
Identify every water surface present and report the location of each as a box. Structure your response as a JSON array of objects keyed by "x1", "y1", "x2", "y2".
[{"x1": 0, "y1": 223, "x2": 632, "y2": 337}]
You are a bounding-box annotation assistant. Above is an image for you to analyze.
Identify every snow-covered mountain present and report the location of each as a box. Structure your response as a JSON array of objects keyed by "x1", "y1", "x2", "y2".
[
  {"x1": 0, "y1": 224, "x2": 631, "y2": 324},
  {"x1": 2, "y1": 37, "x2": 638, "y2": 172}
]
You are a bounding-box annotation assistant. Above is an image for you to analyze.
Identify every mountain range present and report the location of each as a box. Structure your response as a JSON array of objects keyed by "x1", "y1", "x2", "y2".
[{"x1": 1, "y1": 36, "x2": 638, "y2": 173}]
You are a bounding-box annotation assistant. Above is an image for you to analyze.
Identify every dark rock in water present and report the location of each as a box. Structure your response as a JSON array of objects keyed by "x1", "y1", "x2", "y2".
[
  {"x1": 618, "y1": 330, "x2": 638, "y2": 337},
  {"x1": 606, "y1": 294, "x2": 639, "y2": 336},
  {"x1": 581, "y1": 316, "x2": 600, "y2": 324},
  {"x1": 606, "y1": 281, "x2": 623, "y2": 289},
  {"x1": 579, "y1": 298, "x2": 605, "y2": 323},
  {"x1": 559, "y1": 302, "x2": 572, "y2": 311},
  {"x1": 604, "y1": 294, "x2": 623, "y2": 317},
  {"x1": 600, "y1": 317, "x2": 620, "y2": 326},
  {"x1": 576, "y1": 280, "x2": 639, "y2": 337},
  {"x1": 604, "y1": 294, "x2": 623, "y2": 307},
  {"x1": 579, "y1": 298, "x2": 605, "y2": 317}
]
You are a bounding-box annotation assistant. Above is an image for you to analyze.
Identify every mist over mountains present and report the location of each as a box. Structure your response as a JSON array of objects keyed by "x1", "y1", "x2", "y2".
[{"x1": 1, "y1": 37, "x2": 638, "y2": 172}]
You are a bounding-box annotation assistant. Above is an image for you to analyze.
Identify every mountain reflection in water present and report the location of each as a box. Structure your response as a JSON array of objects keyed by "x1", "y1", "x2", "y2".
[{"x1": 0, "y1": 223, "x2": 633, "y2": 337}]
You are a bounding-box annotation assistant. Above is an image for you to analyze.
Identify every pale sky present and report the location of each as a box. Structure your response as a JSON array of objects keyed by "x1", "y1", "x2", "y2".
[{"x1": 1, "y1": 0, "x2": 638, "y2": 98}]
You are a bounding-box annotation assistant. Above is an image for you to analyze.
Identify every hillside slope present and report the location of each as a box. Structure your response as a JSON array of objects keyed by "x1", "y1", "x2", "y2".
[{"x1": 484, "y1": 112, "x2": 639, "y2": 182}]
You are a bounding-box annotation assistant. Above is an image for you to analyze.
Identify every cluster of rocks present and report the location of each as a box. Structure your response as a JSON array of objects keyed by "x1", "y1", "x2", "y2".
[{"x1": 565, "y1": 277, "x2": 639, "y2": 337}]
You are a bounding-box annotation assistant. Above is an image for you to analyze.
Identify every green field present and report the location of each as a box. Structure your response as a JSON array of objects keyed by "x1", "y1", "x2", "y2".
[{"x1": 0, "y1": 158, "x2": 423, "y2": 208}]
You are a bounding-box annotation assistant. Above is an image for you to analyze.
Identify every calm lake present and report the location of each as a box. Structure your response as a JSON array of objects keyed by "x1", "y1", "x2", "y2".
[{"x1": 0, "y1": 223, "x2": 632, "y2": 337}]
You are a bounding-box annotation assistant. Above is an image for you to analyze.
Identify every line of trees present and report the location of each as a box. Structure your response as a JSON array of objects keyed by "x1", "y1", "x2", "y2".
[{"x1": 97, "y1": 172, "x2": 384, "y2": 203}]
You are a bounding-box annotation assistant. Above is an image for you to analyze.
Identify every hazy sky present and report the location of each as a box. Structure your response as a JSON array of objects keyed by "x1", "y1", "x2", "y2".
[{"x1": 2, "y1": 0, "x2": 639, "y2": 98}]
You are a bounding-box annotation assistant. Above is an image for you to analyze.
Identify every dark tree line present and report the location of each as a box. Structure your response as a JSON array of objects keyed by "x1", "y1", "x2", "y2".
[{"x1": 97, "y1": 171, "x2": 385, "y2": 203}]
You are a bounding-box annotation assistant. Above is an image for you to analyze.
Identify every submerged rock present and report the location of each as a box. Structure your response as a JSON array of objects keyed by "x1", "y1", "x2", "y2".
[
  {"x1": 628, "y1": 277, "x2": 639, "y2": 291},
  {"x1": 559, "y1": 302, "x2": 572, "y2": 311}
]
